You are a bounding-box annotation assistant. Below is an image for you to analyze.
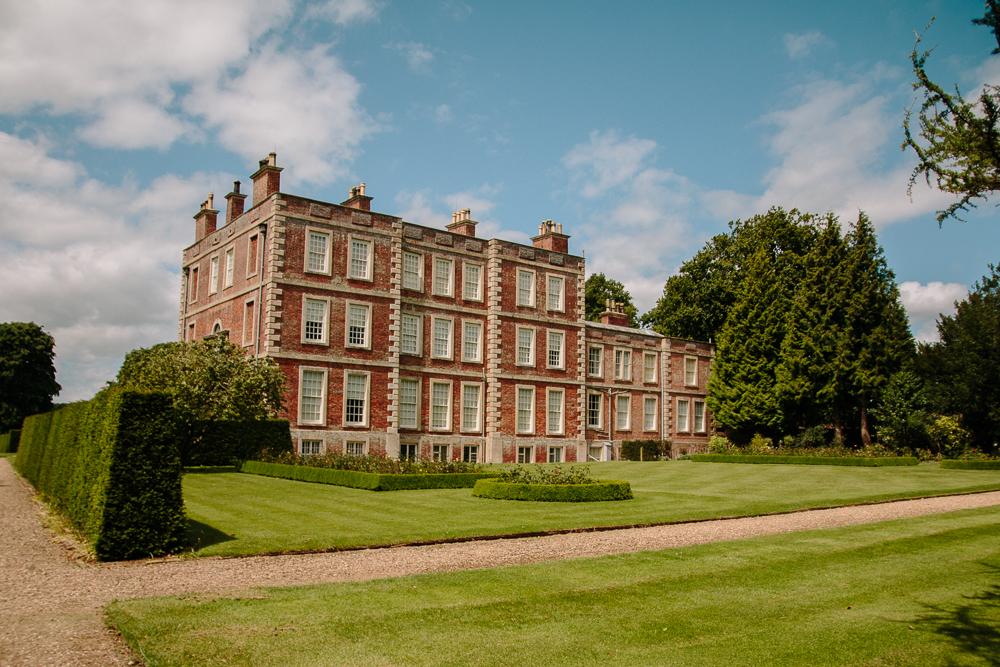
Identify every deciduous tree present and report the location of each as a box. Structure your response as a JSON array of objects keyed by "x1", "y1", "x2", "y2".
[
  {"x1": 585, "y1": 273, "x2": 639, "y2": 327},
  {"x1": 0, "y1": 322, "x2": 61, "y2": 431}
]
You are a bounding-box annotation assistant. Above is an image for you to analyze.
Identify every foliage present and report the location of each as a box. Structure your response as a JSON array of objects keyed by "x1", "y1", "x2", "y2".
[
  {"x1": 620, "y1": 440, "x2": 669, "y2": 461},
  {"x1": 927, "y1": 415, "x2": 972, "y2": 459},
  {"x1": 903, "y1": 11, "x2": 1000, "y2": 224},
  {"x1": 585, "y1": 273, "x2": 639, "y2": 326},
  {"x1": 0, "y1": 429, "x2": 20, "y2": 453},
  {"x1": 689, "y1": 454, "x2": 919, "y2": 467},
  {"x1": 0, "y1": 322, "x2": 61, "y2": 432},
  {"x1": 14, "y1": 388, "x2": 185, "y2": 561},
  {"x1": 915, "y1": 264, "x2": 1000, "y2": 454},
  {"x1": 704, "y1": 436, "x2": 905, "y2": 460},
  {"x1": 871, "y1": 371, "x2": 934, "y2": 452},
  {"x1": 497, "y1": 465, "x2": 597, "y2": 485},
  {"x1": 116, "y1": 337, "x2": 285, "y2": 465},
  {"x1": 238, "y1": 460, "x2": 496, "y2": 491},
  {"x1": 708, "y1": 435, "x2": 729, "y2": 453},
  {"x1": 473, "y1": 477, "x2": 633, "y2": 502},
  {"x1": 257, "y1": 449, "x2": 483, "y2": 474},
  {"x1": 188, "y1": 420, "x2": 292, "y2": 466}
]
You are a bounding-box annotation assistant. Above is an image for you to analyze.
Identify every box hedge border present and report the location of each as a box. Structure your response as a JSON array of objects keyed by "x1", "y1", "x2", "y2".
[
  {"x1": 0, "y1": 429, "x2": 20, "y2": 453},
  {"x1": 472, "y1": 478, "x2": 633, "y2": 502},
  {"x1": 689, "y1": 454, "x2": 919, "y2": 467},
  {"x1": 237, "y1": 460, "x2": 498, "y2": 490},
  {"x1": 941, "y1": 460, "x2": 1000, "y2": 470}
]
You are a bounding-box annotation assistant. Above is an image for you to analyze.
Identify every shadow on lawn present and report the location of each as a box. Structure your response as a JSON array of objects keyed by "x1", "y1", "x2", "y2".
[
  {"x1": 187, "y1": 519, "x2": 237, "y2": 550},
  {"x1": 916, "y1": 565, "x2": 1000, "y2": 666}
]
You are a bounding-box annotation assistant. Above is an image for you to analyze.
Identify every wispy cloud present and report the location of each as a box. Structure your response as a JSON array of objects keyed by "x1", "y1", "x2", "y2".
[
  {"x1": 386, "y1": 41, "x2": 436, "y2": 74},
  {"x1": 394, "y1": 184, "x2": 528, "y2": 244},
  {"x1": 305, "y1": 0, "x2": 381, "y2": 25},
  {"x1": 783, "y1": 31, "x2": 835, "y2": 59}
]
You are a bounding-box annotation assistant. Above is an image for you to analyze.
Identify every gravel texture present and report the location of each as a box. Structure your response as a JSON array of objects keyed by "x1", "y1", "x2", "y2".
[{"x1": 2, "y1": 457, "x2": 999, "y2": 666}]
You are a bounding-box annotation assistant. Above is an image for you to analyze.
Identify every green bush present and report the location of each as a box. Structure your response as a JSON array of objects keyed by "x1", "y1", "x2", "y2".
[
  {"x1": 620, "y1": 440, "x2": 668, "y2": 461},
  {"x1": 498, "y1": 465, "x2": 596, "y2": 484},
  {"x1": 940, "y1": 460, "x2": 1000, "y2": 470},
  {"x1": 188, "y1": 420, "x2": 292, "y2": 466},
  {"x1": 472, "y1": 478, "x2": 633, "y2": 502},
  {"x1": 0, "y1": 429, "x2": 19, "y2": 453},
  {"x1": 256, "y1": 450, "x2": 483, "y2": 474},
  {"x1": 689, "y1": 454, "x2": 919, "y2": 467},
  {"x1": 14, "y1": 389, "x2": 186, "y2": 561},
  {"x1": 237, "y1": 460, "x2": 497, "y2": 491}
]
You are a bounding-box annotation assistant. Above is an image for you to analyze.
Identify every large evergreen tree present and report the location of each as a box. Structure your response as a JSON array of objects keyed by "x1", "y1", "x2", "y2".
[{"x1": 0, "y1": 322, "x2": 61, "y2": 432}]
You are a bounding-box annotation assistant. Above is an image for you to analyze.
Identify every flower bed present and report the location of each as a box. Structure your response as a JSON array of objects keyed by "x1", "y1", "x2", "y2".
[
  {"x1": 236, "y1": 460, "x2": 498, "y2": 491},
  {"x1": 472, "y1": 478, "x2": 633, "y2": 502},
  {"x1": 689, "y1": 454, "x2": 919, "y2": 467},
  {"x1": 940, "y1": 460, "x2": 1000, "y2": 470}
]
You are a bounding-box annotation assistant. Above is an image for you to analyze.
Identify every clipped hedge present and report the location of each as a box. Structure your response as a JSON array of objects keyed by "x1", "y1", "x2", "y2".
[
  {"x1": 237, "y1": 460, "x2": 498, "y2": 490},
  {"x1": 0, "y1": 429, "x2": 20, "y2": 453},
  {"x1": 620, "y1": 439, "x2": 668, "y2": 461},
  {"x1": 472, "y1": 478, "x2": 633, "y2": 502},
  {"x1": 689, "y1": 454, "x2": 919, "y2": 467},
  {"x1": 14, "y1": 389, "x2": 186, "y2": 561},
  {"x1": 188, "y1": 419, "x2": 292, "y2": 466},
  {"x1": 941, "y1": 460, "x2": 1000, "y2": 470}
]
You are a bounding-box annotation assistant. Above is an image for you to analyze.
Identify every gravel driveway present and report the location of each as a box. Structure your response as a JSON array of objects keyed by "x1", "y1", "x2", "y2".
[{"x1": 2, "y1": 457, "x2": 999, "y2": 666}]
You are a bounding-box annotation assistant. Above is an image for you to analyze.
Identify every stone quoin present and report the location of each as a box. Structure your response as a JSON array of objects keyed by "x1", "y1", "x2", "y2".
[{"x1": 178, "y1": 154, "x2": 715, "y2": 462}]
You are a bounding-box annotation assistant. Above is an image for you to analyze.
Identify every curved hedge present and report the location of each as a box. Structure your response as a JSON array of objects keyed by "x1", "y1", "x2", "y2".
[
  {"x1": 237, "y1": 460, "x2": 498, "y2": 490},
  {"x1": 941, "y1": 460, "x2": 1000, "y2": 470},
  {"x1": 472, "y1": 478, "x2": 633, "y2": 502},
  {"x1": 689, "y1": 454, "x2": 919, "y2": 467}
]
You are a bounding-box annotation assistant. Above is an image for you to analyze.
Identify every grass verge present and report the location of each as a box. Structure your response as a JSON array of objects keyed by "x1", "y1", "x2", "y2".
[
  {"x1": 108, "y1": 505, "x2": 1000, "y2": 666},
  {"x1": 182, "y1": 461, "x2": 1000, "y2": 557}
]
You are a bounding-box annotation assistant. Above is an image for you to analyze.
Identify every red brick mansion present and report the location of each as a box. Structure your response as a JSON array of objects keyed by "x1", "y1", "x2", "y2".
[{"x1": 178, "y1": 154, "x2": 714, "y2": 463}]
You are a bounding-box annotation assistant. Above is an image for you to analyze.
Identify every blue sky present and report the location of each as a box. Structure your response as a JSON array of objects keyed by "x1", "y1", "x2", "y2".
[{"x1": 0, "y1": 0, "x2": 997, "y2": 400}]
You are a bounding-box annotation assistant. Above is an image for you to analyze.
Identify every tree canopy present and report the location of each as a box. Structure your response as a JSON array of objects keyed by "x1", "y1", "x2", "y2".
[
  {"x1": 0, "y1": 322, "x2": 61, "y2": 432},
  {"x1": 902, "y1": 5, "x2": 1000, "y2": 223},
  {"x1": 585, "y1": 273, "x2": 639, "y2": 327},
  {"x1": 116, "y1": 336, "x2": 285, "y2": 463}
]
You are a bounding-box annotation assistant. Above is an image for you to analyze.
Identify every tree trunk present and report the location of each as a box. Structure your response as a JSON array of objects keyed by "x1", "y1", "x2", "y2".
[{"x1": 860, "y1": 403, "x2": 872, "y2": 447}]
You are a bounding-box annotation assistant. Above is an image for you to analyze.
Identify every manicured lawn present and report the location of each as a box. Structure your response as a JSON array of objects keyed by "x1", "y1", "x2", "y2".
[
  {"x1": 108, "y1": 505, "x2": 1000, "y2": 666},
  {"x1": 181, "y1": 461, "x2": 1000, "y2": 557}
]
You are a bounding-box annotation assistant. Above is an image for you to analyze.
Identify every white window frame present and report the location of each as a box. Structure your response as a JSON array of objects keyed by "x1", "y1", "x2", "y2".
[
  {"x1": 242, "y1": 300, "x2": 255, "y2": 346},
  {"x1": 516, "y1": 385, "x2": 536, "y2": 435},
  {"x1": 517, "y1": 446, "x2": 534, "y2": 464},
  {"x1": 462, "y1": 262, "x2": 483, "y2": 302},
  {"x1": 546, "y1": 275, "x2": 565, "y2": 312},
  {"x1": 616, "y1": 394, "x2": 631, "y2": 431},
  {"x1": 694, "y1": 400, "x2": 706, "y2": 433},
  {"x1": 588, "y1": 345, "x2": 603, "y2": 378},
  {"x1": 516, "y1": 326, "x2": 536, "y2": 367},
  {"x1": 189, "y1": 267, "x2": 199, "y2": 303},
  {"x1": 432, "y1": 256, "x2": 454, "y2": 297},
  {"x1": 345, "y1": 439, "x2": 369, "y2": 456},
  {"x1": 546, "y1": 387, "x2": 565, "y2": 435},
  {"x1": 400, "y1": 313, "x2": 423, "y2": 357},
  {"x1": 587, "y1": 392, "x2": 603, "y2": 429},
  {"x1": 402, "y1": 251, "x2": 423, "y2": 291},
  {"x1": 398, "y1": 377, "x2": 420, "y2": 430},
  {"x1": 462, "y1": 445, "x2": 479, "y2": 463},
  {"x1": 431, "y1": 317, "x2": 454, "y2": 360},
  {"x1": 297, "y1": 366, "x2": 328, "y2": 426},
  {"x1": 685, "y1": 356, "x2": 698, "y2": 387},
  {"x1": 301, "y1": 295, "x2": 330, "y2": 345},
  {"x1": 546, "y1": 330, "x2": 565, "y2": 370},
  {"x1": 299, "y1": 438, "x2": 323, "y2": 456},
  {"x1": 432, "y1": 444, "x2": 450, "y2": 462},
  {"x1": 677, "y1": 398, "x2": 690, "y2": 433},
  {"x1": 462, "y1": 320, "x2": 483, "y2": 363},
  {"x1": 304, "y1": 228, "x2": 332, "y2": 275},
  {"x1": 460, "y1": 382, "x2": 483, "y2": 433},
  {"x1": 516, "y1": 268, "x2": 536, "y2": 307},
  {"x1": 209, "y1": 255, "x2": 219, "y2": 294},
  {"x1": 246, "y1": 232, "x2": 260, "y2": 278},
  {"x1": 614, "y1": 348, "x2": 632, "y2": 381},
  {"x1": 224, "y1": 248, "x2": 235, "y2": 288},
  {"x1": 643, "y1": 352, "x2": 657, "y2": 383},
  {"x1": 344, "y1": 301, "x2": 372, "y2": 350},
  {"x1": 643, "y1": 395, "x2": 658, "y2": 432},
  {"x1": 342, "y1": 370, "x2": 371, "y2": 427},
  {"x1": 548, "y1": 446, "x2": 564, "y2": 463},
  {"x1": 429, "y1": 379, "x2": 453, "y2": 432},
  {"x1": 347, "y1": 235, "x2": 373, "y2": 281}
]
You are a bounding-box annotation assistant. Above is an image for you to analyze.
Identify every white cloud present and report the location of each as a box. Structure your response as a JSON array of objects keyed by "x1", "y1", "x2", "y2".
[
  {"x1": 0, "y1": 132, "x2": 230, "y2": 400},
  {"x1": 394, "y1": 184, "x2": 529, "y2": 244},
  {"x1": 783, "y1": 31, "x2": 835, "y2": 59},
  {"x1": 77, "y1": 98, "x2": 195, "y2": 150},
  {"x1": 305, "y1": 0, "x2": 381, "y2": 25},
  {"x1": 899, "y1": 281, "x2": 967, "y2": 342},
  {"x1": 386, "y1": 42, "x2": 436, "y2": 74},
  {"x1": 562, "y1": 130, "x2": 657, "y2": 198},
  {"x1": 434, "y1": 104, "x2": 454, "y2": 123}
]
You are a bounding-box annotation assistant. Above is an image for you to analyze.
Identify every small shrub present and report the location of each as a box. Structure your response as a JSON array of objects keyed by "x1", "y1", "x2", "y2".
[
  {"x1": 498, "y1": 465, "x2": 596, "y2": 485},
  {"x1": 928, "y1": 416, "x2": 971, "y2": 459},
  {"x1": 796, "y1": 426, "x2": 829, "y2": 449},
  {"x1": 708, "y1": 436, "x2": 730, "y2": 454}
]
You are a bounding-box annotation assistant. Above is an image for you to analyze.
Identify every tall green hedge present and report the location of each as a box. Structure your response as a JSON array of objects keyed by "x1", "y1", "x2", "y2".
[
  {"x1": 14, "y1": 389, "x2": 186, "y2": 561},
  {"x1": 689, "y1": 454, "x2": 919, "y2": 467},
  {"x1": 187, "y1": 420, "x2": 292, "y2": 466},
  {"x1": 620, "y1": 440, "x2": 669, "y2": 461},
  {"x1": 0, "y1": 429, "x2": 19, "y2": 453}
]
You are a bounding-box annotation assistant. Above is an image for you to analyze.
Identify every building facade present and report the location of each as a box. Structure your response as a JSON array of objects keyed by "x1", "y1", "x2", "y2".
[{"x1": 178, "y1": 154, "x2": 714, "y2": 462}]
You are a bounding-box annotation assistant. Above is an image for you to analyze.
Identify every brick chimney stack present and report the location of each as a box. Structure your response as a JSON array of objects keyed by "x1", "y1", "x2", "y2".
[
  {"x1": 446, "y1": 208, "x2": 477, "y2": 237},
  {"x1": 193, "y1": 193, "x2": 219, "y2": 242},
  {"x1": 250, "y1": 152, "x2": 282, "y2": 206},
  {"x1": 341, "y1": 182, "x2": 373, "y2": 211},
  {"x1": 224, "y1": 180, "x2": 247, "y2": 225},
  {"x1": 531, "y1": 219, "x2": 569, "y2": 254},
  {"x1": 600, "y1": 298, "x2": 631, "y2": 328}
]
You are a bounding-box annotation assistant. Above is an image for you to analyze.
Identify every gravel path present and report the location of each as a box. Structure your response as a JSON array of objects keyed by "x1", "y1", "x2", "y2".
[{"x1": 2, "y1": 458, "x2": 1000, "y2": 666}]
